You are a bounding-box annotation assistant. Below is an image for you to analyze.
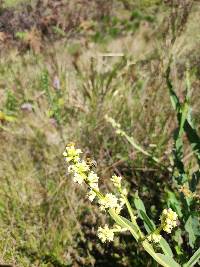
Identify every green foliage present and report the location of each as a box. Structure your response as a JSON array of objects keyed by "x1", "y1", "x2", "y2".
[
  {"x1": 2, "y1": 0, "x2": 29, "y2": 8},
  {"x1": 5, "y1": 90, "x2": 18, "y2": 113},
  {"x1": 102, "y1": 61, "x2": 200, "y2": 266},
  {"x1": 184, "y1": 247, "x2": 200, "y2": 267},
  {"x1": 40, "y1": 70, "x2": 64, "y2": 124},
  {"x1": 91, "y1": 9, "x2": 155, "y2": 43},
  {"x1": 52, "y1": 26, "x2": 66, "y2": 37},
  {"x1": 64, "y1": 143, "x2": 198, "y2": 267},
  {"x1": 15, "y1": 31, "x2": 28, "y2": 41},
  {"x1": 166, "y1": 63, "x2": 200, "y2": 262}
]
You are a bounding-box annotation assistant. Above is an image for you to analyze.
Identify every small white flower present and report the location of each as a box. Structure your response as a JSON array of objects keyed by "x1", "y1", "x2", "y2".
[
  {"x1": 98, "y1": 193, "x2": 119, "y2": 210},
  {"x1": 111, "y1": 175, "x2": 122, "y2": 188},
  {"x1": 73, "y1": 161, "x2": 89, "y2": 174},
  {"x1": 73, "y1": 172, "x2": 85, "y2": 184},
  {"x1": 119, "y1": 197, "x2": 126, "y2": 207},
  {"x1": 162, "y1": 209, "x2": 168, "y2": 216},
  {"x1": 115, "y1": 197, "x2": 126, "y2": 214},
  {"x1": 87, "y1": 190, "x2": 97, "y2": 202},
  {"x1": 68, "y1": 165, "x2": 74, "y2": 173},
  {"x1": 97, "y1": 225, "x2": 115, "y2": 243},
  {"x1": 116, "y1": 129, "x2": 125, "y2": 136},
  {"x1": 99, "y1": 193, "x2": 122, "y2": 213},
  {"x1": 160, "y1": 208, "x2": 178, "y2": 234},
  {"x1": 147, "y1": 233, "x2": 162, "y2": 243},
  {"x1": 88, "y1": 171, "x2": 99, "y2": 189},
  {"x1": 63, "y1": 145, "x2": 82, "y2": 163},
  {"x1": 115, "y1": 206, "x2": 123, "y2": 214},
  {"x1": 163, "y1": 224, "x2": 172, "y2": 233},
  {"x1": 167, "y1": 208, "x2": 178, "y2": 220},
  {"x1": 121, "y1": 188, "x2": 128, "y2": 196},
  {"x1": 105, "y1": 115, "x2": 121, "y2": 129}
]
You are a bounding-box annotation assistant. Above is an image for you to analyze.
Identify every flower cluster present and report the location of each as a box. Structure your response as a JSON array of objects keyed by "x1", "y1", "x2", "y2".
[
  {"x1": 64, "y1": 144, "x2": 129, "y2": 243},
  {"x1": 64, "y1": 144, "x2": 126, "y2": 214},
  {"x1": 98, "y1": 193, "x2": 125, "y2": 213},
  {"x1": 105, "y1": 115, "x2": 121, "y2": 129},
  {"x1": 63, "y1": 144, "x2": 99, "y2": 201},
  {"x1": 64, "y1": 144, "x2": 180, "y2": 248},
  {"x1": 147, "y1": 233, "x2": 162, "y2": 243},
  {"x1": 63, "y1": 143, "x2": 82, "y2": 163},
  {"x1": 105, "y1": 115, "x2": 125, "y2": 136},
  {"x1": 160, "y1": 208, "x2": 178, "y2": 233},
  {"x1": 87, "y1": 171, "x2": 99, "y2": 202},
  {"x1": 97, "y1": 224, "x2": 127, "y2": 243},
  {"x1": 97, "y1": 224, "x2": 115, "y2": 243},
  {"x1": 111, "y1": 175, "x2": 122, "y2": 188}
]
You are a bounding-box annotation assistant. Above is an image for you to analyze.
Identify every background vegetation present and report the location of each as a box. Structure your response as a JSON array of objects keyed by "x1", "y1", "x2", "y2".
[{"x1": 0, "y1": 0, "x2": 199, "y2": 266}]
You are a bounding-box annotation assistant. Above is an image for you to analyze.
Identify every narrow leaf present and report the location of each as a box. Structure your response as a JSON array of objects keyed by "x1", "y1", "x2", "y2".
[
  {"x1": 156, "y1": 253, "x2": 180, "y2": 267},
  {"x1": 143, "y1": 241, "x2": 180, "y2": 267},
  {"x1": 185, "y1": 215, "x2": 200, "y2": 248},
  {"x1": 159, "y1": 238, "x2": 173, "y2": 258},
  {"x1": 184, "y1": 247, "x2": 200, "y2": 267},
  {"x1": 140, "y1": 210, "x2": 156, "y2": 232},
  {"x1": 134, "y1": 194, "x2": 173, "y2": 257},
  {"x1": 109, "y1": 209, "x2": 140, "y2": 241}
]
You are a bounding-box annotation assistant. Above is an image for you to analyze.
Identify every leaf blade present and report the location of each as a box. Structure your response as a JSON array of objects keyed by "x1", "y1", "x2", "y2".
[{"x1": 184, "y1": 247, "x2": 200, "y2": 267}]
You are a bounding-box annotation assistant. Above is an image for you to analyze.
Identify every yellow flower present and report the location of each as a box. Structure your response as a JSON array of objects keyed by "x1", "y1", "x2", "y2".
[
  {"x1": 97, "y1": 225, "x2": 115, "y2": 242},
  {"x1": 87, "y1": 171, "x2": 99, "y2": 189},
  {"x1": 121, "y1": 188, "x2": 128, "y2": 196},
  {"x1": 97, "y1": 224, "x2": 127, "y2": 243},
  {"x1": 73, "y1": 172, "x2": 85, "y2": 184},
  {"x1": 87, "y1": 190, "x2": 97, "y2": 202},
  {"x1": 63, "y1": 145, "x2": 82, "y2": 163},
  {"x1": 147, "y1": 233, "x2": 161, "y2": 243},
  {"x1": 160, "y1": 208, "x2": 178, "y2": 234},
  {"x1": 98, "y1": 193, "x2": 119, "y2": 210},
  {"x1": 111, "y1": 175, "x2": 122, "y2": 188},
  {"x1": 72, "y1": 161, "x2": 89, "y2": 174}
]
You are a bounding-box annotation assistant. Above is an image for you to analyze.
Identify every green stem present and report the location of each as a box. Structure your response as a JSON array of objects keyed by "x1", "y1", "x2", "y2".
[{"x1": 121, "y1": 194, "x2": 143, "y2": 238}]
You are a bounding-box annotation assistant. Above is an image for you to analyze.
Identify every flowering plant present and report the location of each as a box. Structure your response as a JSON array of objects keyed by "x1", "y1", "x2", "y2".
[
  {"x1": 101, "y1": 66, "x2": 200, "y2": 266},
  {"x1": 63, "y1": 143, "x2": 200, "y2": 267}
]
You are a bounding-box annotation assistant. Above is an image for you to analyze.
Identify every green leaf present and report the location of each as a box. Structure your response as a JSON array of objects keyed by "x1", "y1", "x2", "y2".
[
  {"x1": 109, "y1": 209, "x2": 140, "y2": 241},
  {"x1": 133, "y1": 193, "x2": 173, "y2": 257},
  {"x1": 142, "y1": 242, "x2": 180, "y2": 267},
  {"x1": 166, "y1": 64, "x2": 200, "y2": 167},
  {"x1": 140, "y1": 210, "x2": 155, "y2": 232},
  {"x1": 156, "y1": 253, "x2": 180, "y2": 267},
  {"x1": 183, "y1": 120, "x2": 200, "y2": 164},
  {"x1": 134, "y1": 192, "x2": 146, "y2": 213},
  {"x1": 190, "y1": 171, "x2": 200, "y2": 192},
  {"x1": 184, "y1": 247, "x2": 200, "y2": 267},
  {"x1": 109, "y1": 210, "x2": 179, "y2": 267},
  {"x1": 166, "y1": 65, "x2": 181, "y2": 112},
  {"x1": 166, "y1": 190, "x2": 183, "y2": 218},
  {"x1": 134, "y1": 193, "x2": 155, "y2": 232},
  {"x1": 173, "y1": 229, "x2": 183, "y2": 246},
  {"x1": 185, "y1": 215, "x2": 200, "y2": 248},
  {"x1": 159, "y1": 238, "x2": 173, "y2": 258},
  {"x1": 166, "y1": 65, "x2": 186, "y2": 181}
]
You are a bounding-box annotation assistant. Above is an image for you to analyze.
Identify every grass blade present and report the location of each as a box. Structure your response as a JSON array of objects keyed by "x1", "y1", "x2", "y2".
[{"x1": 183, "y1": 247, "x2": 200, "y2": 267}]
